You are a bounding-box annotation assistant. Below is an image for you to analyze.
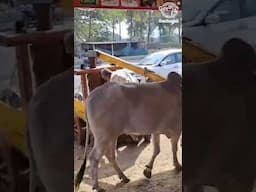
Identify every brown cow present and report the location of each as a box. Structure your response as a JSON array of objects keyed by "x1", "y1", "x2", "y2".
[{"x1": 75, "y1": 72, "x2": 182, "y2": 192}]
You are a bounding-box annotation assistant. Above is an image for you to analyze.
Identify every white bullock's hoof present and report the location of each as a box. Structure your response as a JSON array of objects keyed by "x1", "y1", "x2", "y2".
[
  {"x1": 174, "y1": 164, "x2": 182, "y2": 173},
  {"x1": 143, "y1": 167, "x2": 152, "y2": 179},
  {"x1": 92, "y1": 186, "x2": 106, "y2": 192},
  {"x1": 121, "y1": 177, "x2": 130, "y2": 184}
]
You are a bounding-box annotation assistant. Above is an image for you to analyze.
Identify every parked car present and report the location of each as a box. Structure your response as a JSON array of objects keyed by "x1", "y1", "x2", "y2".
[
  {"x1": 131, "y1": 49, "x2": 182, "y2": 82},
  {"x1": 183, "y1": 0, "x2": 256, "y2": 55}
]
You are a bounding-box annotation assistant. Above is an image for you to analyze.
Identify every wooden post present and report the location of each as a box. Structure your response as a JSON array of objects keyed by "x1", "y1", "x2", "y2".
[
  {"x1": 80, "y1": 74, "x2": 89, "y2": 101},
  {"x1": 111, "y1": 43, "x2": 114, "y2": 56},
  {"x1": 85, "y1": 50, "x2": 97, "y2": 69},
  {"x1": 33, "y1": 3, "x2": 53, "y2": 31},
  {"x1": 31, "y1": 43, "x2": 65, "y2": 88},
  {"x1": 88, "y1": 57, "x2": 96, "y2": 69},
  {"x1": 16, "y1": 45, "x2": 33, "y2": 111}
]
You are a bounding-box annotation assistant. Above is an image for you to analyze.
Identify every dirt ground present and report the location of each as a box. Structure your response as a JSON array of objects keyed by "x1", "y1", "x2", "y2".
[{"x1": 74, "y1": 135, "x2": 182, "y2": 192}]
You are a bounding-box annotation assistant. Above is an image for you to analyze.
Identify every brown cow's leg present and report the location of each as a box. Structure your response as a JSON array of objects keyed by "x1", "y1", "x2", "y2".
[
  {"x1": 105, "y1": 141, "x2": 130, "y2": 184},
  {"x1": 143, "y1": 134, "x2": 160, "y2": 179},
  {"x1": 171, "y1": 135, "x2": 182, "y2": 172},
  {"x1": 89, "y1": 144, "x2": 105, "y2": 192}
]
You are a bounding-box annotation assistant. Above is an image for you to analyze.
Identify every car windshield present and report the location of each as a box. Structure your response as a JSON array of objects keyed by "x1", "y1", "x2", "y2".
[
  {"x1": 183, "y1": 0, "x2": 220, "y2": 22},
  {"x1": 139, "y1": 52, "x2": 167, "y2": 66},
  {"x1": 183, "y1": 0, "x2": 256, "y2": 24}
]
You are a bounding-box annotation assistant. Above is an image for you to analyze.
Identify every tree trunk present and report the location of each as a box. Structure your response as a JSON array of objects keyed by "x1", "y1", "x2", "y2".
[
  {"x1": 131, "y1": 14, "x2": 134, "y2": 41},
  {"x1": 88, "y1": 13, "x2": 92, "y2": 40},
  {"x1": 119, "y1": 20, "x2": 122, "y2": 40},
  {"x1": 159, "y1": 24, "x2": 161, "y2": 42},
  {"x1": 112, "y1": 19, "x2": 115, "y2": 41},
  {"x1": 178, "y1": 14, "x2": 182, "y2": 45},
  {"x1": 147, "y1": 11, "x2": 152, "y2": 44},
  {"x1": 140, "y1": 13, "x2": 143, "y2": 40},
  {"x1": 129, "y1": 11, "x2": 134, "y2": 41}
]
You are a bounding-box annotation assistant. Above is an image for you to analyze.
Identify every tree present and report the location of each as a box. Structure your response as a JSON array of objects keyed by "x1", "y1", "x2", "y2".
[
  {"x1": 74, "y1": 9, "x2": 107, "y2": 42},
  {"x1": 102, "y1": 10, "x2": 125, "y2": 41},
  {"x1": 147, "y1": 11, "x2": 152, "y2": 43},
  {"x1": 74, "y1": 8, "x2": 181, "y2": 48},
  {"x1": 126, "y1": 10, "x2": 154, "y2": 42},
  {"x1": 126, "y1": 10, "x2": 134, "y2": 41},
  {"x1": 75, "y1": 9, "x2": 126, "y2": 42}
]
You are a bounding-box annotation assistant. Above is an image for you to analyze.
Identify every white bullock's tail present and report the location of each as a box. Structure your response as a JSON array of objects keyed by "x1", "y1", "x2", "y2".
[{"x1": 75, "y1": 115, "x2": 91, "y2": 190}]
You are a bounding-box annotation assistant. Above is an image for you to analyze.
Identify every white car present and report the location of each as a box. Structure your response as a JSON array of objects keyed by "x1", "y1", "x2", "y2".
[
  {"x1": 132, "y1": 49, "x2": 182, "y2": 82},
  {"x1": 183, "y1": 0, "x2": 256, "y2": 55}
]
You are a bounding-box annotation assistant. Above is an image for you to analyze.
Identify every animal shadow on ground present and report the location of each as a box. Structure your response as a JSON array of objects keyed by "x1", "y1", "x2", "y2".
[
  {"x1": 79, "y1": 170, "x2": 181, "y2": 192},
  {"x1": 75, "y1": 142, "x2": 149, "y2": 180}
]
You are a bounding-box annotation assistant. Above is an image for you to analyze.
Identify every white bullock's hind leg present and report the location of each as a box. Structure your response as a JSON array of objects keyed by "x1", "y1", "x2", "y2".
[
  {"x1": 105, "y1": 141, "x2": 130, "y2": 184},
  {"x1": 29, "y1": 158, "x2": 47, "y2": 192},
  {"x1": 143, "y1": 134, "x2": 160, "y2": 179},
  {"x1": 89, "y1": 144, "x2": 106, "y2": 192},
  {"x1": 27, "y1": 131, "x2": 46, "y2": 192},
  {"x1": 170, "y1": 135, "x2": 182, "y2": 172}
]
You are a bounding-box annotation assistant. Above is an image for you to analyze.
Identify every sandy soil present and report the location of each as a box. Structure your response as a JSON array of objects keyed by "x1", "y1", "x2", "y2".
[
  {"x1": 74, "y1": 134, "x2": 256, "y2": 192},
  {"x1": 74, "y1": 135, "x2": 182, "y2": 192}
]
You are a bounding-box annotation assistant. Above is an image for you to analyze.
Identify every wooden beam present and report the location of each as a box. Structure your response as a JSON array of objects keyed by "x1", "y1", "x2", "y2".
[
  {"x1": 0, "y1": 30, "x2": 71, "y2": 47},
  {"x1": 74, "y1": 66, "x2": 122, "y2": 75},
  {"x1": 183, "y1": 39, "x2": 216, "y2": 64},
  {"x1": 96, "y1": 49, "x2": 166, "y2": 82},
  {"x1": 16, "y1": 45, "x2": 33, "y2": 111}
]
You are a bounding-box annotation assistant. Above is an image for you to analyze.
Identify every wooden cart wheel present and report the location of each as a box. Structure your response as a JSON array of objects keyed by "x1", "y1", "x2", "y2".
[{"x1": 0, "y1": 133, "x2": 15, "y2": 192}]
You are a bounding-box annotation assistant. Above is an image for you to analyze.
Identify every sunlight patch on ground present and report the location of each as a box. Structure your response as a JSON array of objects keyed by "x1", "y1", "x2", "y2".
[{"x1": 75, "y1": 135, "x2": 182, "y2": 192}]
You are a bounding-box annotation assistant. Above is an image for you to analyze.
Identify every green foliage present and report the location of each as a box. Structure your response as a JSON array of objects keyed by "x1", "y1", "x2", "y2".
[
  {"x1": 74, "y1": 9, "x2": 181, "y2": 46},
  {"x1": 75, "y1": 9, "x2": 125, "y2": 42}
]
